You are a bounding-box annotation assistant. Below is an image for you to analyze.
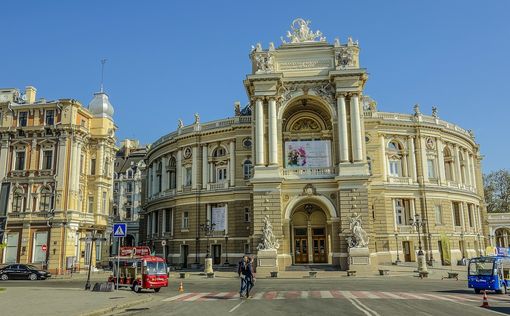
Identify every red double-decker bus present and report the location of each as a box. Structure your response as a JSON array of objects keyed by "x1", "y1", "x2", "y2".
[{"x1": 109, "y1": 247, "x2": 168, "y2": 293}]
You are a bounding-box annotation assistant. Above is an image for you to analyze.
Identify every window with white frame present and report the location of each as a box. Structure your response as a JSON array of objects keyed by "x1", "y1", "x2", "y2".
[
  {"x1": 184, "y1": 167, "x2": 192, "y2": 186},
  {"x1": 427, "y1": 159, "x2": 436, "y2": 179},
  {"x1": 387, "y1": 141, "x2": 403, "y2": 177},
  {"x1": 388, "y1": 159, "x2": 401, "y2": 177},
  {"x1": 394, "y1": 199, "x2": 411, "y2": 225},
  {"x1": 452, "y1": 202, "x2": 461, "y2": 226},
  {"x1": 18, "y1": 111, "x2": 28, "y2": 127},
  {"x1": 244, "y1": 207, "x2": 251, "y2": 223},
  {"x1": 12, "y1": 188, "x2": 24, "y2": 212},
  {"x1": 42, "y1": 150, "x2": 53, "y2": 170},
  {"x1": 243, "y1": 160, "x2": 253, "y2": 179},
  {"x1": 435, "y1": 205, "x2": 443, "y2": 225},
  {"x1": 182, "y1": 211, "x2": 189, "y2": 230},
  {"x1": 45, "y1": 110, "x2": 55, "y2": 126},
  {"x1": 32, "y1": 231, "x2": 48, "y2": 263},
  {"x1": 39, "y1": 187, "x2": 52, "y2": 212},
  {"x1": 216, "y1": 166, "x2": 228, "y2": 182},
  {"x1": 213, "y1": 147, "x2": 226, "y2": 157}
]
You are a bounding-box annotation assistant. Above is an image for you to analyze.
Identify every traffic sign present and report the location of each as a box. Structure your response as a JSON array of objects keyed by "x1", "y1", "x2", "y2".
[
  {"x1": 113, "y1": 223, "x2": 127, "y2": 238},
  {"x1": 161, "y1": 240, "x2": 167, "y2": 246},
  {"x1": 42, "y1": 244, "x2": 47, "y2": 252}
]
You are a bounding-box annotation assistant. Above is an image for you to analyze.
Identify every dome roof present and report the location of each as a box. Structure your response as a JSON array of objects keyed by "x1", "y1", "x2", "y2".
[{"x1": 88, "y1": 91, "x2": 114, "y2": 118}]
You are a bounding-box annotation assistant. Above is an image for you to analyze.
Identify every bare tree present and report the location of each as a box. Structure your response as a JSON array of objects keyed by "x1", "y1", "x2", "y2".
[{"x1": 484, "y1": 169, "x2": 510, "y2": 213}]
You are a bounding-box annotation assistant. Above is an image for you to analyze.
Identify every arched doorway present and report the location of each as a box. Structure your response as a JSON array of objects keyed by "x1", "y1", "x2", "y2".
[{"x1": 291, "y1": 203, "x2": 328, "y2": 264}]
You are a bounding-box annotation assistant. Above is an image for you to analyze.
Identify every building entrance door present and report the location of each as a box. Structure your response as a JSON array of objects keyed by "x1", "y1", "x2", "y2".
[
  {"x1": 294, "y1": 238, "x2": 308, "y2": 264},
  {"x1": 312, "y1": 237, "x2": 327, "y2": 263},
  {"x1": 403, "y1": 241, "x2": 412, "y2": 262},
  {"x1": 212, "y1": 245, "x2": 221, "y2": 265},
  {"x1": 181, "y1": 245, "x2": 189, "y2": 268}
]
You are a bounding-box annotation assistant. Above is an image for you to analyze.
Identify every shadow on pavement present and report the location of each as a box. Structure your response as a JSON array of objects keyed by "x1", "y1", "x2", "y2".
[
  {"x1": 435, "y1": 289, "x2": 477, "y2": 294},
  {"x1": 488, "y1": 307, "x2": 510, "y2": 314}
]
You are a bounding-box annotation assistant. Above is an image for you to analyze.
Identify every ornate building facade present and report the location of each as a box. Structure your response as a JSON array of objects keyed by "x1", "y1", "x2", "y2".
[
  {"x1": 0, "y1": 86, "x2": 116, "y2": 274},
  {"x1": 112, "y1": 139, "x2": 146, "y2": 251},
  {"x1": 140, "y1": 19, "x2": 487, "y2": 270}
]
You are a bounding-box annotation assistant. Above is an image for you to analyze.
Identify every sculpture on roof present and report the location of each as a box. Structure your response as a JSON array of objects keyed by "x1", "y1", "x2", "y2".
[
  {"x1": 254, "y1": 52, "x2": 275, "y2": 74},
  {"x1": 177, "y1": 119, "x2": 184, "y2": 129},
  {"x1": 194, "y1": 113, "x2": 200, "y2": 124},
  {"x1": 281, "y1": 18, "x2": 326, "y2": 44},
  {"x1": 432, "y1": 106, "x2": 438, "y2": 118}
]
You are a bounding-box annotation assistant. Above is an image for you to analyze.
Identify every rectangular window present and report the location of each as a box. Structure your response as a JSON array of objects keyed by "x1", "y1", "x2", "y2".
[
  {"x1": 468, "y1": 204, "x2": 474, "y2": 227},
  {"x1": 15, "y1": 151, "x2": 25, "y2": 170},
  {"x1": 217, "y1": 167, "x2": 228, "y2": 182},
  {"x1": 90, "y1": 159, "x2": 96, "y2": 175},
  {"x1": 427, "y1": 159, "x2": 436, "y2": 179},
  {"x1": 5, "y1": 232, "x2": 19, "y2": 264},
  {"x1": 127, "y1": 182, "x2": 133, "y2": 193},
  {"x1": 165, "y1": 209, "x2": 172, "y2": 233},
  {"x1": 435, "y1": 205, "x2": 443, "y2": 225},
  {"x1": 453, "y1": 202, "x2": 461, "y2": 226},
  {"x1": 182, "y1": 211, "x2": 189, "y2": 230},
  {"x1": 32, "y1": 231, "x2": 48, "y2": 263},
  {"x1": 95, "y1": 237, "x2": 102, "y2": 262},
  {"x1": 125, "y1": 207, "x2": 131, "y2": 220},
  {"x1": 394, "y1": 199, "x2": 411, "y2": 225},
  {"x1": 185, "y1": 167, "x2": 192, "y2": 186},
  {"x1": 42, "y1": 150, "x2": 52, "y2": 170},
  {"x1": 389, "y1": 160, "x2": 400, "y2": 177},
  {"x1": 18, "y1": 111, "x2": 27, "y2": 127},
  {"x1": 88, "y1": 196, "x2": 94, "y2": 213},
  {"x1": 45, "y1": 110, "x2": 54, "y2": 126},
  {"x1": 102, "y1": 192, "x2": 107, "y2": 214}
]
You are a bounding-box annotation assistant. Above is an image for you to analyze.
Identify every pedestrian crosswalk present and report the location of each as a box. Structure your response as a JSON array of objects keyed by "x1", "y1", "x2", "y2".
[{"x1": 162, "y1": 290, "x2": 510, "y2": 303}]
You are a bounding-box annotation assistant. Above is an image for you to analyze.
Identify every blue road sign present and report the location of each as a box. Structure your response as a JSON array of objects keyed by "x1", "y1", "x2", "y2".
[{"x1": 113, "y1": 223, "x2": 127, "y2": 238}]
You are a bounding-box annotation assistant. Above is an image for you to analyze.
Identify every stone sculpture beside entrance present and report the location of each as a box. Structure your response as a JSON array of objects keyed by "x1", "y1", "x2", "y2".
[{"x1": 257, "y1": 215, "x2": 280, "y2": 275}]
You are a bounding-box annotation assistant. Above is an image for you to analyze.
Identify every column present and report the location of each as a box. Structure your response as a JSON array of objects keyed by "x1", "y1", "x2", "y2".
[
  {"x1": 408, "y1": 137, "x2": 417, "y2": 182},
  {"x1": 176, "y1": 150, "x2": 182, "y2": 191},
  {"x1": 464, "y1": 150, "x2": 471, "y2": 186},
  {"x1": 268, "y1": 98, "x2": 278, "y2": 165},
  {"x1": 454, "y1": 145, "x2": 462, "y2": 184},
  {"x1": 202, "y1": 145, "x2": 208, "y2": 188},
  {"x1": 419, "y1": 137, "x2": 428, "y2": 183},
  {"x1": 255, "y1": 98, "x2": 265, "y2": 165},
  {"x1": 337, "y1": 95, "x2": 349, "y2": 163},
  {"x1": 152, "y1": 162, "x2": 157, "y2": 194},
  {"x1": 349, "y1": 94, "x2": 363, "y2": 162},
  {"x1": 380, "y1": 135, "x2": 387, "y2": 181},
  {"x1": 469, "y1": 154, "x2": 477, "y2": 189},
  {"x1": 147, "y1": 166, "x2": 152, "y2": 197},
  {"x1": 0, "y1": 137, "x2": 9, "y2": 181},
  {"x1": 229, "y1": 141, "x2": 235, "y2": 187},
  {"x1": 410, "y1": 199, "x2": 416, "y2": 223},
  {"x1": 460, "y1": 202, "x2": 466, "y2": 231},
  {"x1": 436, "y1": 139, "x2": 446, "y2": 184},
  {"x1": 161, "y1": 156, "x2": 168, "y2": 191},
  {"x1": 192, "y1": 147, "x2": 198, "y2": 190},
  {"x1": 402, "y1": 154, "x2": 409, "y2": 177}
]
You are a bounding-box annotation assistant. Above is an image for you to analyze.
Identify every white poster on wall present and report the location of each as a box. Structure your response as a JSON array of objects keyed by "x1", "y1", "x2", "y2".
[
  {"x1": 211, "y1": 206, "x2": 226, "y2": 231},
  {"x1": 285, "y1": 140, "x2": 331, "y2": 168}
]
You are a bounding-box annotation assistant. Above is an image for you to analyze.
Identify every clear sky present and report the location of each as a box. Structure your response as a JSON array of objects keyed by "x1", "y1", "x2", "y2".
[{"x1": 1, "y1": 0, "x2": 508, "y2": 172}]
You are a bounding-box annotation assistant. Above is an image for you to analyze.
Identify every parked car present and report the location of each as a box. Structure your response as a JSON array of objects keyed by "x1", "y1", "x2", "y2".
[{"x1": 0, "y1": 264, "x2": 51, "y2": 280}]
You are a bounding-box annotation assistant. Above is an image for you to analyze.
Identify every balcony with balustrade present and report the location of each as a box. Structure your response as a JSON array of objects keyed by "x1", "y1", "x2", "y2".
[{"x1": 281, "y1": 167, "x2": 337, "y2": 179}]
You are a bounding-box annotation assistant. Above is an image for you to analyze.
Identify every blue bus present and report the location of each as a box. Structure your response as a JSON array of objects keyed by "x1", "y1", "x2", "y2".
[{"x1": 468, "y1": 256, "x2": 510, "y2": 294}]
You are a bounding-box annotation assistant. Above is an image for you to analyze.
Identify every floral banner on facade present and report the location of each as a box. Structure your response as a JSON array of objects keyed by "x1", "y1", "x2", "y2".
[{"x1": 285, "y1": 140, "x2": 331, "y2": 168}]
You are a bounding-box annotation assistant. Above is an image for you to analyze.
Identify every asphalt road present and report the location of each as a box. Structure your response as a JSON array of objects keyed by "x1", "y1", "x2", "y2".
[{"x1": 107, "y1": 277, "x2": 510, "y2": 316}]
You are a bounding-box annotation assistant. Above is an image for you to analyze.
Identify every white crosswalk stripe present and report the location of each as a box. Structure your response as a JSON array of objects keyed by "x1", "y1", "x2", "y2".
[{"x1": 162, "y1": 290, "x2": 503, "y2": 303}]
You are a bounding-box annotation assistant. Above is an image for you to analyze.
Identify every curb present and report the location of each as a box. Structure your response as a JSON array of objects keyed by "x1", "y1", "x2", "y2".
[{"x1": 79, "y1": 296, "x2": 154, "y2": 316}]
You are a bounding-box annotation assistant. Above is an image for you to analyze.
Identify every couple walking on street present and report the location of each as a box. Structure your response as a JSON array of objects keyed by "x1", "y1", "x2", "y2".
[{"x1": 238, "y1": 255, "x2": 255, "y2": 298}]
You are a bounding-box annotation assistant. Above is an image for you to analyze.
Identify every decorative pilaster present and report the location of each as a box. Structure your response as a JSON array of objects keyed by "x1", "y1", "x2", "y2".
[
  {"x1": 349, "y1": 94, "x2": 363, "y2": 162},
  {"x1": 202, "y1": 145, "x2": 208, "y2": 188},
  {"x1": 408, "y1": 137, "x2": 417, "y2": 182},
  {"x1": 229, "y1": 141, "x2": 235, "y2": 186},
  {"x1": 337, "y1": 94, "x2": 349, "y2": 163},
  {"x1": 176, "y1": 149, "x2": 182, "y2": 192},
  {"x1": 469, "y1": 154, "x2": 477, "y2": 189},
  {"x1": 161, "y1": 156, "x2": 168, "y2": 191},
  {"x1": 268, "y1": 98, "x2": 278, "y2": 165},
  {"x1": 380, "y1": 134, "x2": 387, "y2": 181},
  {"x1": 255, "y1": 98, "x2": 265, "y2": 166},
  {"x1": 454, "y1": 145, "x2": 462, "y2": 184},
  {"x1": 436, "y1": 139, "x2": 446, "y2": 184},
  {"x1": 419, "y1": 137, "x2": 428, "y2": 183},
  {"x1": 192, "y1": 146, "x2": 198, "y2": 190}
]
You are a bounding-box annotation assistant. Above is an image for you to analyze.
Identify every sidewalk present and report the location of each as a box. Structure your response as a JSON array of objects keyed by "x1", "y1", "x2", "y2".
[
  {"x1": 51, "y1": 271, "x2": 111, "y2": 280},
  {"x1": 0, "y1": 286, "x2": 153, "y2": 316}
]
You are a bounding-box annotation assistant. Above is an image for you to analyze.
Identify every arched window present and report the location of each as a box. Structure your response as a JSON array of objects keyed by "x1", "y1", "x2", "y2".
[
  {"x1": 12, "y1": 187, "x2": 24, "y2": 212},
  {"x1": 243, "y1": 160, "x2": 253, "y2": 179},
  {"x1": 156, "y1": 161, "x2": 162, "y2": 192},
  {"x1": 387, "y1": 141, "x2": 403, "y2": 177},
  {"x1": 39, "y1": 187, "x2": 53, "y2": 212},
  {"x1": 168, "y1": 157, "x2": 176, "y2": 189},
  {"x1": 127, "y1": 169, "x2": 133, "y2": 179},
  {"x1": 443, "y1": 147, "x2": 454, "y2": 181},
  {"x1": 213, "y1": 147, "x2": 226, "y2": 157}
]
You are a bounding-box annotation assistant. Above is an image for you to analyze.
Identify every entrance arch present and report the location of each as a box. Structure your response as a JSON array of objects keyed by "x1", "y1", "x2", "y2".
[{"x1": 290, "y1": 202, "x2": 330, "y2": 264}]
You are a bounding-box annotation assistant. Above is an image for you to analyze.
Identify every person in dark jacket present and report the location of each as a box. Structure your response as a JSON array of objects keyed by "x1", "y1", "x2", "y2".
[
  {"x1": 237, "y1": 256, "x2": 248, "y2": 298},
  {"x1": 245, "y1": 256, "x2": 255, "y2": 298}
]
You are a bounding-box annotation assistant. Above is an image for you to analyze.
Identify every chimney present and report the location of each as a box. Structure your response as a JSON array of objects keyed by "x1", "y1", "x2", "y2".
[{"x1": 25, "y1": 86, "x2": 37, "y2": 104}]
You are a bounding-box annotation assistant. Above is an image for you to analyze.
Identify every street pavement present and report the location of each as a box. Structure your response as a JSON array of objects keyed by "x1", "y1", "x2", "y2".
[{"x1": 1, "y1": 265, "x2": 510, "y2": 316}]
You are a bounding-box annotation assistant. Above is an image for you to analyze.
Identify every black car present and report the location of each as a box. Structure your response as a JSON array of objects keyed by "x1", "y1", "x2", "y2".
[{"x1": 0, "y1": 264, "x2": 51, "y2": 280}]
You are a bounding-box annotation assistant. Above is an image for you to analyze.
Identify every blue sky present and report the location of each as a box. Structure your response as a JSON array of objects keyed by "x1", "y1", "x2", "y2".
[{"x1": 1, "y1": 1, "x2": 508, "y2": 172}]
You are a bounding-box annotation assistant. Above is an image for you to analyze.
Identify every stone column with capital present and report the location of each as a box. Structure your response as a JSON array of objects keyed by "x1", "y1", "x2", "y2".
[
  {"x1": 255, "y1": 98, "x2": 265, "y2": 166},
  {"x1": 349, "y1": 94, "x2": 363, "y2": 162},
  {"x1": 454, "y1": 145, "x2": 462, "y2": 184},
  {"x1": 436, "y1": 139, "x2": 446, "y2": 184},
  {"x1": 380, "y1": 134, "x2": 387, "y2": 182},
  {"x1": 192, "y1": 146, "x2": 198, "y2": 190},
  {"x1": 337, "y1": 95, "x2": 349, "y2": 163},
  {"x1": 469, "y1": 154, "x2": 477, "y2": 189},
  {"x1": 202, "y1": 145, "x2": 208, "y2": 188},
  {"x1": 408, "y1": 137, "x2": 417, "y2": 182},
  {"x1": 176, "y1": 150, "x2": 182, "y2": 192},
  {"x1": 268, "y1": 98, "x2": 278, "y2": 165},
  {"x1": 229, "y1": 141, "x2": 235, "y2": 186}
]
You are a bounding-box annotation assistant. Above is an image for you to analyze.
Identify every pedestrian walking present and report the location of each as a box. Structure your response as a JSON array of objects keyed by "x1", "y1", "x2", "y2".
[
  {"x1": 245, "y1": 256, "x2": 256, "y2": 298},
  {"x1": 237, "y1": 255, "x2": 248, "y2": 298}
]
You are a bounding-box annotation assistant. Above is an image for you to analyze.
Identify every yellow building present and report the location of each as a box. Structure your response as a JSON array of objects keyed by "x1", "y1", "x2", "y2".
[
  {"x1": 0, "y1": 86, "x2": 117, "y2": 274},
  {"x1": 141, "y1": 19, "x2": 487, "y2": 270}
]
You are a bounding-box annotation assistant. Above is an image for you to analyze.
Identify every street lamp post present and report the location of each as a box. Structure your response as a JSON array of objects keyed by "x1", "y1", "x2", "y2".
[
  {"x1": 410, "y1": 214, "x2": 427, "y2": 272},
  {"x1": 224, "y1": 235, "x2": 229, "y2": 265},
  {"x1": 200, "y1": 220, "x2": 215, "y2": 273},
  {"x1": 394, "y1": 232, "x2": 401, "y2": 264}
]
